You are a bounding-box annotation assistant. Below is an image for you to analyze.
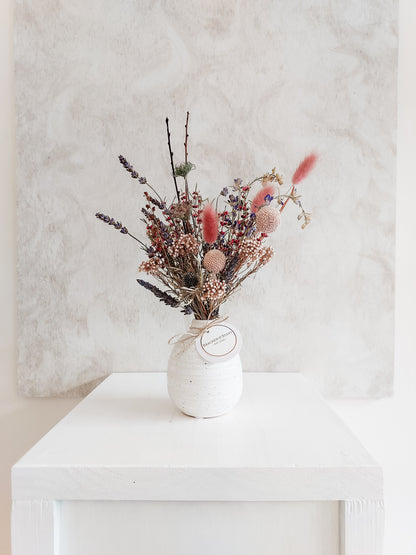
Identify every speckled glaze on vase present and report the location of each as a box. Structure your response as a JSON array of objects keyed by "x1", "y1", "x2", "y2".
[{"x1": 167, "y1": 319, "x2": 243, "y2": 418}]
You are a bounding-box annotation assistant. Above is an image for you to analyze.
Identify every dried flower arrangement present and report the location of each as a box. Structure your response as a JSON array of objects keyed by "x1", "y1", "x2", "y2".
[{"x1": 96, "y1": 113, "x2": 317, "y2": 321}]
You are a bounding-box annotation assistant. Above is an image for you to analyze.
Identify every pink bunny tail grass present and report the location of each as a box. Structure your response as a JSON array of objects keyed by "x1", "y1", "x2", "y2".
[
  {"x1": 251, "y1": 184, "x2": 276, "y2": 213},
  {"x1": 291, "y1": 153, "x2": 318, "y2": 185},
  {"x1": 202, "y1": 204, "x2": 219, "y2": 244}
]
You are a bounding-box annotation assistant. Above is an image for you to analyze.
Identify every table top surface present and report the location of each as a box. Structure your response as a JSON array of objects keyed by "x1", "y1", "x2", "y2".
[
  {"x1": 13, "y1": 373, "x2": 382, "y2": 501},
  {"x1": 15, "y1": 372, "x2": 377, "y2": 469}
]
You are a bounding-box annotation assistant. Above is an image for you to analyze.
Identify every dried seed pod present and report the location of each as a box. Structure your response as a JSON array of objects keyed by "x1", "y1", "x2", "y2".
[{"x1": 184, "y1": 273, "x2": 199, "y2": 288}]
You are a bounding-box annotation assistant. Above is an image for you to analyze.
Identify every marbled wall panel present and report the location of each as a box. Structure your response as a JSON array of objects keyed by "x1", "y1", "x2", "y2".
[{"x1": 15, "y1": 0, "x2": 397, "y2": 397}]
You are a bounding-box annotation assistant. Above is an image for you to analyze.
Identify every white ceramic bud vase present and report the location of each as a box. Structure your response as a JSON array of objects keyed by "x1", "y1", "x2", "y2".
[{"x1": 167, "y1": 319, "x2": 243, "y2": 418}]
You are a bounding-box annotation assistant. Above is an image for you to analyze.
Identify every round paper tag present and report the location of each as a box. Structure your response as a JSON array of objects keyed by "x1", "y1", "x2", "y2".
[{"x1": 195, "y1": 322, "x2": 242, "y2": 363}]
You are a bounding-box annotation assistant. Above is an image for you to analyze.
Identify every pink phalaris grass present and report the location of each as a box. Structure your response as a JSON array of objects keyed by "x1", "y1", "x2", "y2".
[
  {"x1": 251, "y1": 184, "x2": 276, "y2": 213},
  {"x1": 202, "y1": 204, "x2": 219, "y2": 244},
  {"x1": 291, "y1": 153, "x2": 318, "y2": 185}
]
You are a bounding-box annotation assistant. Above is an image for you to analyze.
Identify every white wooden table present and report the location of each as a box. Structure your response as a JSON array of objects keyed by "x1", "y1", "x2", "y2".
[{"x1": 12, "y1": 373, "x2": 383, "y2": 555}]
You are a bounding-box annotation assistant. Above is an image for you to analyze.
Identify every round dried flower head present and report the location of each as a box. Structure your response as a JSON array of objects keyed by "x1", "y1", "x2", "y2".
[
  {"x1": 201, "y1": 277, "x2": 227, "y2": 301},
  {"x1": 203, "y1": 249, "x2": 226, "y2": 273},
  {"x1": 184, "y1": 272, "x2": 199, "y2": 288},
  {"x1": 256, "y1": 206, "x2": 281, "y2": 233}
]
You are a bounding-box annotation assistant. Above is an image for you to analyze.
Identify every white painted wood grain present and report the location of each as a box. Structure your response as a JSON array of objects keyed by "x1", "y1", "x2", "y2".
[
  {"x1": 12, "y1": 465, "x2": 382, "y2": 502},
  {"x1": 11, "y1": 500, "x2": 58, "y2": 555},
  {"x1": 340, "y1": 499, "x2": 384, "y2": 555},
  {"x1": 59, "y1": 500, "x2": 339, "y2": 555}
]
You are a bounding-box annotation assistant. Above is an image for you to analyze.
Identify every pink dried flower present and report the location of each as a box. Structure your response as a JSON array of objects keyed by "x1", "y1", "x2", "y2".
[
  {"x1": 251, "y1": 184, "x2": 276, "y2": 213},
  {"x1": 256, "y1": 206, "x2": 281, "y2": 233},
  {"x1": 203, "y1": 249, "x2": 226, "y2": 273},
  {"x1": 202, "y1": 204, "x2": 219, "y2": 244},
  {"x1": 168, "y1": 234, "x2": 199, "y2": 257},
  {"x1": 139, "y1": 258, "x2": 161, "y2": 274},
  {"x1": 170, "y1": 201, "x2": 191, "y2": 220},
  {"x1": 201, "y1": 277, "x2": 227, "y2": 301},
  {"x1": 292, "y1": 153, "x2": 318, "y2": 185}
]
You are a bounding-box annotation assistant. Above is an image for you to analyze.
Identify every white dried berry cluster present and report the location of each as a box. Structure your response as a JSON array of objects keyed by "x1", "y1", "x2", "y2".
[
  {"x1": 259, "y1": 245, "x2": 274, "y2": 266},
  {"x1": 239, "y1": 238, "x2": 262, "y2": 264},
  {"x1": 201, "y1": 277, "x2": 227, "y2": 301},
  {"x1": 168, "y1": 234, "x2": 199, "y2": 257},
  {"x1": 240, "y1": 239, "x2": 274, "y2": 266},
  {"x1": 139, "y1": 258, "x2": 161, "y2": 274}
]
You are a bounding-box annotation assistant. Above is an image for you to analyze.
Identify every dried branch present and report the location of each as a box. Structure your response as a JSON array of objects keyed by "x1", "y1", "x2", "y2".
[
  {"x1": 184, "y1": 111, "x2": 189, "y2": 163},
  {"x1": 184, "y1": 111, "x2": 190, "y2": 200},
  {"x1": 165, "y1": 117, "x2": 181, "y2": 203}
]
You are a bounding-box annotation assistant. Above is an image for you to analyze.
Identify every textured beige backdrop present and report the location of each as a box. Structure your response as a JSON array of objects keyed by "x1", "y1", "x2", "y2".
[{"x1": 15, "y1": 0, "x2": 397, "y2": 397}]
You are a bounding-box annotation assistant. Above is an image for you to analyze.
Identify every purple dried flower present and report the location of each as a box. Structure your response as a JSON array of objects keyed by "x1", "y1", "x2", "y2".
[
  {"x1": 137, "y1": 279, "x2": 180, "y2": 309},
  {"x1": 119, "y1": 155, "x2": 146, "y2": 183},
  {"x1": 95, "y1": 212, "x2": 129, "y2": 235}
]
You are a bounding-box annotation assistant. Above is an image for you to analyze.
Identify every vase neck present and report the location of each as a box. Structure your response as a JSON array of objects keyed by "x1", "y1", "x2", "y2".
[
  {"x1": 190, "y1": 316, "x2": 226, "y2": 330},
  {"x1": 190, "y1": 319, "x2": 212, "y2": 329}
]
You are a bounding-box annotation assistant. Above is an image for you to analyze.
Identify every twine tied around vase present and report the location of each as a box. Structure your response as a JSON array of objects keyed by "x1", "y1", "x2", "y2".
[{"x1": 168, "y1": 315, "x2": 229, "y2": 346}]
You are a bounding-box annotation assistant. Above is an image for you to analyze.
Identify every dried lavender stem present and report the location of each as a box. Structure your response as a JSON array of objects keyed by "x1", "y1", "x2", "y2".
[
  {"x1": 144, "y1": 182, "x2": 165, "y2": 204},
  {"x1": 119, "y1": 155, "x2": 164, "y2": 203},
  {"x1": 127, "y1": 232, "x2": 147, "y2": 247}
]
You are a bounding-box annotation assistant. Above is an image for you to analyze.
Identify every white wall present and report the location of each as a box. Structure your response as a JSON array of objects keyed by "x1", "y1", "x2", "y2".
[
  {"x1": 0, "y1": 5, "x2": 79, "y2": 553},
  {"x1": 328, "y1": 1, "x2": 416, "y2": 552},
  {"x1": 1, "y1": 2, "x2": 415, "y2": 555},
  {"x1": 14, "y1": 0, "x2": 396, "y2": 399}
]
